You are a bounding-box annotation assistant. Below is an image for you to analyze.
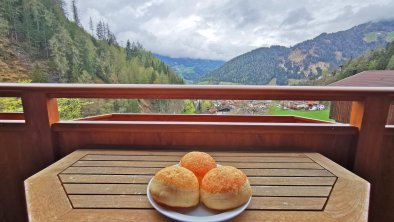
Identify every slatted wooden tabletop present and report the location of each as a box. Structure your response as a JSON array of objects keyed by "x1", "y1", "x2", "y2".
[{"x1": 25, "y1": 150, "x2": 370, "y2": 221}]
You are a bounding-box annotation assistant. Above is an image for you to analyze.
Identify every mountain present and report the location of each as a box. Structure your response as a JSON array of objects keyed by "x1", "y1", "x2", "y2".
[
  {"x1": 0, "y1": 0, "x2": 183, "y2": 117},
  {"x1": 200, "y1": 20, "x2": 394, "y2": 85},
  {"x1": 0, "y1": 1, "x2": 182, "y2": 85},
  {"x1": 153, "y1": 53, "x2": 225, "y2": 83},
  {"x1": 334, "y1": 40, "x2": 394, "y2": 78},
  {"x1": 293, "y1": 40, "x2": 394, "y2": 86}
]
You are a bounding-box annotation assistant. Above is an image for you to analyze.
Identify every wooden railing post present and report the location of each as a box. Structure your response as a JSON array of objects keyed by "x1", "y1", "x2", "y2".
[
  {"x1": 350, "y1": 96, "x2": 391, "y2": 180},
  {"x1": 21, "y1": 92, "x2": 59, "y2": 176},
  {"x1": 350, "y1": 95, "x2": 391, "y2": 221}
]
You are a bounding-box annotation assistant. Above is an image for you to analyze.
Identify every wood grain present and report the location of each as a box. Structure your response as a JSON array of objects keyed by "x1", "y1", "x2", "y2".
[
  {"x1": 60, "y1": 209, "x2": 169, "y2": 222},
  {"x1": 0, "y1": 112, "x2": 24, "y2": 120},
  {"x1": 79, "y1": 113, "x2": 331, "y2": 124},
  {"x1": 24, "y1": 151, "x2": 86, "y2": 222},
  {"x1": 81, "y1": 155, "x2": 314, "y2": 163},
  {"x1": 64, "y1": 184, "x2": 331, "y2": 197},
  {"x1": 64, "y1": 184, "x2": 147, "y2": 195},
  {"x1": 73, "y1": 160, "x2": 324, "y2": 169},
  {"x1": 69, "y1": 195, "x2": 327, "y2": 210},
  {"x1": 59, "y1": 174, "x2": 152, "y2": 184},
  {"x1": 24, "y1": 150, "x2": 370, "y2": 221},
  {"x1": 1, "y1": 82, "x2": 394, "y2": 100},
  {"x1": 64, "y1": 150, "x2": 306, "y2": 157},
  {"x1": 59, "y1": 174, "x2": 336, "y2": 186},
  {"x1": 55, "y1": 127, "x2": 357, "y2": 170},
  {"x1": 21, "y1": 92, "x2": 59, "y2": 174},
  {"x1": 0, "y1": 131, "x2": 27, "y2": 222},
  {"x1": 371, "y1": 130, "x2": 394, "y2": 222},
  {"x1": 350, "y1": 96, "x2": 391, "y2": 181},
  {"x1": 62, "y1": 166, "x2": 333, "y2": 177},
  {"x1": 248, "y1": 177, "x2": 336, "y2": 186},
  {"x1": 251, "y1": 186, "x2": 332, "y2": 197}
]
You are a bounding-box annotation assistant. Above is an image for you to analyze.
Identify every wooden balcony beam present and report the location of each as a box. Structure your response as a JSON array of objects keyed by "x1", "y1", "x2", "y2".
[
  {"x1": 21, "y1": 92, "x2": 59, "y2": 175},
  {"x1": 1, "y1": 83, "x2": 394, "y2": 101},
  {"x1": 350, "y1": 95, "x2": 392, "y2": 221}
]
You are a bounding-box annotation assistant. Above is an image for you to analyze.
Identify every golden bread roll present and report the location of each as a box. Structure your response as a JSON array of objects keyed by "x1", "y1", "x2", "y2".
[
  {"x1": 149, "y1": 165, "x2": 199, "y2": 208},
  {"x1": 200, "y1": 166, "x2": 252, "y2": 210},
  {"x1": 180, "y1": 151, "x2": 217, "y2": 184}
]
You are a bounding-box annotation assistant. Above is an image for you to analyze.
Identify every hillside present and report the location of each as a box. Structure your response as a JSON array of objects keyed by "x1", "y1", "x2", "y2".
[
  {"x1": 330, "y1": 41, "x2": 394, "y2": 85},
  {"x1": 153, "y1": 54, "x2": 224, "y2": 83},
  {"x1": 332, "y1": 41, "x2": 394, "y2": 80},
  {"x1": 200, "y1": 20, "x2": 394, "y2": 85},
  {"x1": 0, "y1": 0, "x2": 183, "y2": 116},
  {"x1": 293, "y1": 40, "x2": 394, "y2": 86}
]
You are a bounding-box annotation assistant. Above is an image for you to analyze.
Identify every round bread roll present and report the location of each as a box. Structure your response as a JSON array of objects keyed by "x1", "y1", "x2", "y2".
[
  {"x1": 180, "y1": 151, "x2": 217, "y2": 184},
  {"x1": 149, "y1": 165, "x2": 199, "y2": 208},
  {"x1": 200, "y1": 166, "x2": 252, "y2": 210}
]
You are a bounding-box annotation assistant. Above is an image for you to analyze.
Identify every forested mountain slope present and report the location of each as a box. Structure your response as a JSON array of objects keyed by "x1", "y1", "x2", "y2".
[
  {"x1": 0, "y1": 0, "x2": 183, "y2": 116},
  {"x1": 294, "y1": 40, "x2": 394, "y2": 86},
  {"x1": 153, "y1": 53, "x2": 224, "y2": 83},
  {"x1": 201, "y1": 20, "x2": 394, "y2": 85}
]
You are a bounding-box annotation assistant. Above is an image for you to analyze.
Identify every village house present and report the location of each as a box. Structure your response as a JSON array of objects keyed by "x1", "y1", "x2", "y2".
[{"x1": 280, "y1": 101, "x2": 325, "y2": 110}]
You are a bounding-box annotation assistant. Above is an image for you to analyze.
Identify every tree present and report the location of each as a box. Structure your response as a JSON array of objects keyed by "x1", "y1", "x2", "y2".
[
  {"x1": 54, "y1": 0, "x2": 67, "y2": 16},
  {"x1": 105, "y1": 23, "x2": 116, "y2": 45},
  {"x1": 96, "y1": 21, "x2": 103, "y2": 40},
  {"x1": 0, "y1": 17, "x2": 9, "y2": 37},
  {"x1": 126, "y1": 40, "x2": 132, "y2": 60},
  {"x1": 108, "y1": 33, "x2": 117, "y2": 45},
  {"x1": 4, "y1": 0, "x2": 22, "y2": 41},
  {"x1": 49, "y1": 26, "x2": 72, "y2": 82},
  {"x1": 71, "y1": 0, "x2": 80, "y2": 26},
  {"x1": 102, "y1": 22, "x2": 107, "y2": 40},
  {"x1": 386, "y1": 55, "x2": 394, "y2": 70},
  {"x1": 0, "y1": 0, "x2": 185, "y2": 115},
  {"x1": 57, "y1": 98, "x2": 86, "y2": 120},
  {"x1": 0, "y1": 97, "x2": 23, "y2": 112},
  {"x1": 106, "y1": 23, "x2": 110, "y2": 40},
  {"x1": 182, "y1": 100, "x2": 196, "y2": 114},
  {"x1": 89, "y1": 17, "x2": 94, "y2": 36}
]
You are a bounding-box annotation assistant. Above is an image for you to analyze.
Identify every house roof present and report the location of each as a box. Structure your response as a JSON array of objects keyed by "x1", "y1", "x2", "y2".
[
  {"x1": 329, "y1": 70, "x2": 394, "y2": 87},
  {"x1": 305, "y1": 101, "x2": 319, "y2": 105}
]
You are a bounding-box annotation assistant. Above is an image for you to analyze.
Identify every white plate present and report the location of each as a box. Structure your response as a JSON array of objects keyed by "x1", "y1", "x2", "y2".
[{"x1": 147, "y1": 178, "x2": 251, "y2": 222}]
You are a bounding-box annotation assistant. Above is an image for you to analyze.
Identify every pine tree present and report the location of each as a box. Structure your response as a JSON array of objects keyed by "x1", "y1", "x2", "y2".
[
  {"x1": 4, "y1": 0, "x2": 22, "y2": 41},
  {"x1": 136, "y1": 41, "x2": 143, "y2": 50},
  {"x1": 49, "y1": 26, "x2": 71, "y2": 82},
  {"x1": 126, "y1": 40, "x2": 132, "y2": 60},
  {"x1": 108, "y1": 33, "x2": 116, "y2": 45},
  {"x1": 71, "y1": 0, "x2": 80, "y2": 26},
  {"x1": 105, "y1": 23, "x2": 116, "y2": 44},
  {"x1": 102, "y1": 22, "x2": 107, "y2": 40},
  {"x1": 106, "y1": 23, "x2": 110, "y2": 39},
  {"x1": 89, "y1": 17, "x2": 94, "y2": 36},
  {"x1": 96, "y1": 21, "x2": 103, "y2": 40}
]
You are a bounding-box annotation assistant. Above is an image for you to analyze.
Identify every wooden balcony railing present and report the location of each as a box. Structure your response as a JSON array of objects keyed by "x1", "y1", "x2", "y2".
[{"x1": 1, "y1": 78, "x2": 394, "y2": 222}]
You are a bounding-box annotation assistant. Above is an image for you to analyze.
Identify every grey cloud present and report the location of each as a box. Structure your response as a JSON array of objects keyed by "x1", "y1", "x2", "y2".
[
  {"x1": 66, "y1": 0, "x2": 394, "y2": 60},
  {"x1": 281, "y1": 8, "x2": 313, "y2": 26}
]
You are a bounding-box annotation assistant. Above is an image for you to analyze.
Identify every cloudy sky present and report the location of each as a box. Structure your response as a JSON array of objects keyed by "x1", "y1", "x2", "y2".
[{"x1": 66, "y1": 0, "x2": 394, "y2": 60}]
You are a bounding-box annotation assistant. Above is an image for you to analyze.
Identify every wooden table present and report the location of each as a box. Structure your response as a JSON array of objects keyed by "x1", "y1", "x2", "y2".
[{"x1": 25, "y1": 150, "x2": 369, "y2": 221}]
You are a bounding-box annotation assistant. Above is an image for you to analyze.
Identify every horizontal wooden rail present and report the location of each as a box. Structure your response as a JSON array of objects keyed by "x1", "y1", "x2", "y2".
[
  {"x1": 1, "y1": 83, "x2": 394, "y2": 100},
  {"x1": 53, "y1": 121, "x2": 356, "y2": 134},
  {"x1": 78, "y1": 113, "x2": 334, "y2": 123},
  {"x1": 0, "y1": 112, "x2": 24, "y2": 120}
]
